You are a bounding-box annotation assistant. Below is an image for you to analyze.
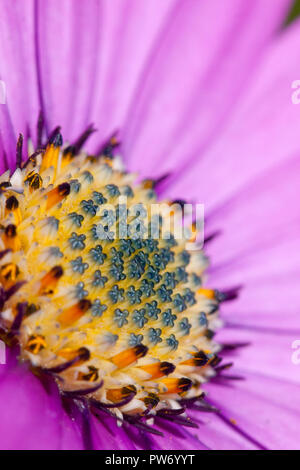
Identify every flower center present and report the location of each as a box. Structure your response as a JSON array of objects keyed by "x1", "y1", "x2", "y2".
[{"x1": 0, "y1": 128, "x2": 224, "y2": 420}]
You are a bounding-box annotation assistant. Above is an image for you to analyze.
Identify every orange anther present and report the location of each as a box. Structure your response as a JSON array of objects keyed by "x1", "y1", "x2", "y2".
[
  {"x1": 3, "y1": 224, "x2": 21, "y2": 251},
  {"x1": 160, "y1": 377, "x2": 192, "y2": 394},
  {"x1": 25, "y1": 334, "x2": 46, "y2": 354},
  {"x1": 57, "y1": 299, "x2": 91, "y2": 327},
  {"x1": 39, "y1": 265, "x2": 63, "y2": 295},
  {"x1": 106, "y1": 385, "x2": 136, "y2": 403},
  {"x1": 181, "y1": 351, "x2": 209, "y2": 367},
  {"x1": 197, "y1": 287, "x2": 216, "y2": 300},
  {"x1": 111, "y1": 344, "x2": 148, "y2": 369},
  {"x1": 46, "y1": 182, "x2": 70, "y2": 210},
  {"x1": 139, "y1": 361, "x2": 175, "y2": 379},
  {"x1": 40, "y1": 137, "x2": 62, "y2": 173}
]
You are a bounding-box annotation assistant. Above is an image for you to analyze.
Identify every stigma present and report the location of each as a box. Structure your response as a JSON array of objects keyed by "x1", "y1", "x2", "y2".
[{"x1": 0, "y1": 126, "x2": 224, "y2": 422}]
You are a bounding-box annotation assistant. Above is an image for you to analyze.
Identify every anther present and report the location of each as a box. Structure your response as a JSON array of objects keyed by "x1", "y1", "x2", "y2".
[
  {"x1": 25, "y1": 334, "x2": 47, "y2": 354},
  {"x1": 142, "y1": 174, "x2": 170, "y2": 189},
  {"x1": 78, "y1": 366, "x2": 99, "y2": 382},
  {"x1": 181, "y1": 351, "x2": 209, "y2": 367},
  {"x1": 46, "y1": 182, "x2": 70, "y2": 209},
  {"x1": 143, "y1": 393, "x2": 160, "y2": 410},
  {"x1": 197, "y1": 287, "x2": 217, "y2": 300},
  {"x1": 24, "y1": 171, "x2": 43, "y2": 191},
  {"x1": 160, "y1": 377, "x2": 193, "y2": 394},
  {"x1": 5, "y1": 196, "x2": 19, "y2": 211},
  {"x1": 46, "y1": 126, "x2": 61, "y2": 147},
  {"x1": 58, "y1": 299, "x2": 91, "y2": 327},
  {"x1": 0, "y1": 263, "x2": 19, "y2": 283},
  {"x1": 41, "y1": 133, "x2": 63, "y2": 173},
  {"x1": 98, "y1": 133, "x2": 119, "y2": 160},
  {"x1": 46, "y1": 347, "x2": 90, "y2": 373},
  {"x1": 3, "y1": 224, "x2": 21, "y2": 251},
  {"x1": 5, "y1": 196, "x2": 21, "y2": 224},
  {"x1": 106, "y1": 385, "x2": 137, "y2": 403},
  {"x1": 111, "y1": 344, "x2": 148, "y2": 369},
  {"x1": 39, "y1": 265, "x2": 64, "y2": 295},
  {"x1": 139, "y1": 361, "x2": 175, "y2": 379}
]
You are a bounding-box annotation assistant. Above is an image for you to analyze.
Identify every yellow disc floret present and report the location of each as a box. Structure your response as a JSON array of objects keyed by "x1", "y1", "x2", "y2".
[{"x1": 0, "y1": 132, "x2": 222, "y2": 419}]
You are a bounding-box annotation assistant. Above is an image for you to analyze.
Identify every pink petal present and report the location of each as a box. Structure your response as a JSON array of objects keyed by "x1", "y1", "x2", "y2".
[
  {"x1": 205, "y1": 372, "x2": 300, "y2": 449},
  {"x1": 216, "y1": 328, "x2": 298, "y2": 384},
  {"x1": 122, "y1": 0, "x2": 290, "y2": 178},
  {"x1": 192, "y1": 408, "x2": 259, "y2": 450},
  {"x1": 204, "y1": 155, "x2": 300, "y2": 331},
  {"x1": 87, "y1": 0, "x2": 175, "y2": 150},
  {"x1": 35, "y1": 0, "x2": 102, "y2": 140},
  {"x1": 0, "y1": 0, "x2": 40, "y2": 167},
  {"x1": 34, "y1": 0, "x2": 174, "y2": 150},
  {"x1": 166, "y1": 16, "x2": 300, "y2": 208}
]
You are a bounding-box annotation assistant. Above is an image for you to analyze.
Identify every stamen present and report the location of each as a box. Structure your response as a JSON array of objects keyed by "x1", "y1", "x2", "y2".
[
  {"x1": 5, "y1": 195, "x2": 22, "y2": 225},
  {"x1": 65, "y1": 124, "x2": 96, "y2": 157}
]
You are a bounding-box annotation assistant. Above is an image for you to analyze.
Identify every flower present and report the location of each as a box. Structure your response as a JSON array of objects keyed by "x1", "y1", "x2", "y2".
[{"x1": 0, "y1": 0, "x2": 299, "y2": 450}]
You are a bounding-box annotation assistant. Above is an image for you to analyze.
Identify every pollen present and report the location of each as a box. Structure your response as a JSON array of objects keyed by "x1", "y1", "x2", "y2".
[{"x1": 0, "y1": 126, "x2": 224, "y2": 423}]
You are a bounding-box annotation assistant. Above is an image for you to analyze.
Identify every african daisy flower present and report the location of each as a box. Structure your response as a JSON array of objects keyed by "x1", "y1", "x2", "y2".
[{"x1": 0, "y1": 0, "x2": 299, "y2": 451}]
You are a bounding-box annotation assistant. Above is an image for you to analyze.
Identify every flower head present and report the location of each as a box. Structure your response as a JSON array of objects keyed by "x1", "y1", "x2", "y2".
[
  {"x1": 0, "y1": 130, "x2": 226, "y2": 430},
  {"x1": 0, "y1": 0, "x2": 299, "y2": 451}
]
